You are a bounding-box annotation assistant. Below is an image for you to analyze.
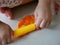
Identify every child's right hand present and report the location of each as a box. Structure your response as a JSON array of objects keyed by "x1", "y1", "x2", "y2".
[
  {"x1": 0, "y1": 21, "x2": 14, "y2": 45},
  {"x1": 34, "y1": 0, "x2": 52, "y2": 29}
]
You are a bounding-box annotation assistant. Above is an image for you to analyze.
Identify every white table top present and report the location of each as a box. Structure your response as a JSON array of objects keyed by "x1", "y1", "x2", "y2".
[{"x1": 0, "y1": 2, "x2": 60, "y2": 45}]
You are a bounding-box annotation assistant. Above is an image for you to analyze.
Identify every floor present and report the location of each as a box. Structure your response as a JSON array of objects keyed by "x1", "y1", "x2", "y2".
[{"x1": 0, "y1": 2, "x2": 60, "y2": 45}]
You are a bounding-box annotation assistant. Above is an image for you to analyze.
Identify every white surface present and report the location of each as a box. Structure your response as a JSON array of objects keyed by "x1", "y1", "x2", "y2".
[{"x1": 0, "y1": 2, "x2": 60, "y2": 45}]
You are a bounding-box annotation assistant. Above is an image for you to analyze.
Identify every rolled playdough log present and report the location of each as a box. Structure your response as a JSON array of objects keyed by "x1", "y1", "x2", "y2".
[
  {"x1": 14, "y1": 15, "x2": 35, "y2": 38},
  {"x1": 14, "y1": 24, "x2": 36, "y2": 38}
]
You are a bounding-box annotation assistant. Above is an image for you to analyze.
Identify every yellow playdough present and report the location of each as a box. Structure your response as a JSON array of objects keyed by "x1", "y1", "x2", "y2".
[{"x1": 14, "y1": 24, "x2": 36, "y2": 38}]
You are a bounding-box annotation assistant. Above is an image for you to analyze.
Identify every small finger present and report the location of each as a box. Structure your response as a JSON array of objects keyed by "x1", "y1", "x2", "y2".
[
  {"x1": 1, "y1": 37, "x2": 6, "y2": 45},
  {"x1": 35, "y1": 17, "x2": 43, "y2": 29},
  {"x1": 9, "y1": 28, "x2": 14, "y2": 42},
  {"x1": 10, "y1": 30, "x2": 14, "y2": 41},
  {"x1": 34, "y1": 12, "x2": 38, "y2": 21},
  {"x1": 40, "y1": 19, "x2": 48, "y2": 28},
  {"x1": 5, "y1": 9, "x2": 13, "y2": 19},
  {"x1": 45, "y1": 20, "x2": 51, "y2": 28},
  {"x1": 1, "y1": 41, "x2": 6, "y2": 45}
]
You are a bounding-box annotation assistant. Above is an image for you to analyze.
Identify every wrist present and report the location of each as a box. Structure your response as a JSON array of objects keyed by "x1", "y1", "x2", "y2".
[{"x1": 38, "y1": 0, "x2": 51, "y2": 7}]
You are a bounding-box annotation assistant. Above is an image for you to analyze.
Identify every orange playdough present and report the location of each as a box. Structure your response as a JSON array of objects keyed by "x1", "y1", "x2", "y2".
[{"x1": 18, "y1": 15, "x2": 34, "y2": 28}]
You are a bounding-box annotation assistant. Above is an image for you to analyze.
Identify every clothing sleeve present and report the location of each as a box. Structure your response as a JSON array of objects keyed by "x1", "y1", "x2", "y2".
[{"x1": 0, "y1": 0, "x2": 22, "y2": 8}]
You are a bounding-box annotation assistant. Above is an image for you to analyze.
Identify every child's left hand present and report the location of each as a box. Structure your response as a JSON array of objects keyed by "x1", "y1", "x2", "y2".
[{"x1": 34, "y1": 2, "x2": 52, "y2": 29}]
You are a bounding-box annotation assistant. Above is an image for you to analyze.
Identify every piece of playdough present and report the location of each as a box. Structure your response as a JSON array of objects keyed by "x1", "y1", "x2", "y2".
[
  {"x1": 14, "y1": 15, "x2": 36, "y2": 38},
  {"x1": 18, "y1": 15, "x2": 34, "y2": 28},
  {"x1": 14, "y1": 24, "x2": 36, "y2": 38}
]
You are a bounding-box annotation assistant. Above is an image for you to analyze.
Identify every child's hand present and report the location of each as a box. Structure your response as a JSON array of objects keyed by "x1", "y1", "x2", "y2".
[
  {"x1": 0, "y1": 21, "x2": 14, "y2": 45},
  {"x1": 0, "y1": 7, "x2": 13, "y2": 19},
  {"x1": 34, "y1": 1, "x2": 52, "y2": 29}
]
